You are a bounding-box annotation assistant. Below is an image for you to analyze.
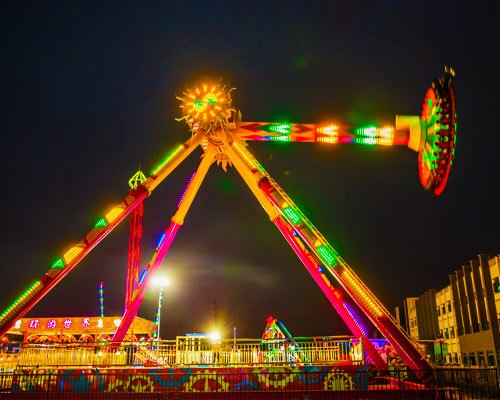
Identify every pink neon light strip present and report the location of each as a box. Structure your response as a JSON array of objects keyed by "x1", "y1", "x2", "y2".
[{"x1": 112, "y1": 222, "x2": 180, "y2": 343}]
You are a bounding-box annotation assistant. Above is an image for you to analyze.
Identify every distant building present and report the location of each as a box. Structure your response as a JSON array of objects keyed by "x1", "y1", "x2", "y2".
[
  {"x1": 490, "y1": 254, "x2": 500, "y2": 323},
  {"x1": 436, "y1": 285, "x2": 460, "y2": 364},
  {"x1": 404, "y1": 297, "x2": 419, "y2": 340},
  {"x1": 451, "y1": 254, "x2": 500, "y2": 366},
  {"x1": 414, "y1": 289, "x2": 440, "y2": 362},
  {"x1": 402, "y1": 253, "x2": 500, "y2": 366}
]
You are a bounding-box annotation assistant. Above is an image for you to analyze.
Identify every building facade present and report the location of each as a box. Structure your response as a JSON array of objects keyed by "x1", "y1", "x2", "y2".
[
  {"x1": 436, "y1": 285, "x2": 460, "y2": 364},
  {"x1": 404, "y1": 297, "x2": 419, "y2": 340},
  {"x1": 402, "y1": 253, "x2": 500, "y2": 366},
  {"x1": 451, "y1": 254, "x2": 500, "y2": 366}
]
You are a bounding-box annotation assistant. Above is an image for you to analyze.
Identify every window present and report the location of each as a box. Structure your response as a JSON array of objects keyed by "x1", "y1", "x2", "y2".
[
  {"x1": 493, "y1": 277, "x2": 500, "y2": 293},
  {"x1": 469, "y1": 353, "x2": 477, "y2": 366},
  {"x1": 451, "y1": 327, "x2": 455, "y2": 338},
  {"x1": 437, "y1": 307, "x2": 441, "y2": 316},
  {"x1": 442, "y1": 305, "x2": 446, "y2": 315},
  {"x1": 444, "y1": 328, "x2": 449, "y2": 339},
  {"x1": 477, "y1": 351, "x2": 484, "y2": 367},
  {"x1": 447, "y1": 301, "x2": 452, "y2": 312},
  {"x1": 487, "y1": 351, "x2": 496, "y2": 366}
]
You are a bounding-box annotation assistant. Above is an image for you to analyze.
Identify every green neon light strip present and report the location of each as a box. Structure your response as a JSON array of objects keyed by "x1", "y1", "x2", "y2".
[
  {"x1": 94, "y1": 218, "x2": 107, "y2": 228},
  {"x1": 261, "y1": 123, "x2": 292, "y2": 135},
  {"x1": 151, "y1": 145, "x2": 184, "y2": 175},
  {"x1": 356, "y1": 125, "x2": 378, "y2": 138},
  {"x1": 269, "y1": 135, "x2": 291, "y2": 142},
  {"x1": 355, "y1": 138, "x2": 377, "y2": 145},
  {"x1": 269, "y1": 123, "x2": 292, "y2": 134},
  {"x1": 51, "y1": 258, "x2": 65, "y2": 269},
  {"x1": 283, "y1": 206, "x2": 302, "y2": 225},
  {"x1": 316, "y1": 245, "x2": 338, "y2": 267},
  {"x1": 0, "y1": 281, "x2": 41, "y2": 320}
]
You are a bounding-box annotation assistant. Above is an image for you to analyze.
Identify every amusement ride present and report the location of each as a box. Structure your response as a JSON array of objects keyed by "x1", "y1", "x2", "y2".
[{"x1": 0, "y1": 67, "x2": 456, "y2": 372}]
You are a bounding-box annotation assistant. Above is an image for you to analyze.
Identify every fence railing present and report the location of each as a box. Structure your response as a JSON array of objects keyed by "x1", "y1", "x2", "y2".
[{"x1": 4, "y1": 336, "x2": 361, "y2": 369}]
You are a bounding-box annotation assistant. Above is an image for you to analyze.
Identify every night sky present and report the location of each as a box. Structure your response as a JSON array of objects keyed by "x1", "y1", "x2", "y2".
[{"x1": 2, "y1": 1, "x2": 498, "y2": 340}]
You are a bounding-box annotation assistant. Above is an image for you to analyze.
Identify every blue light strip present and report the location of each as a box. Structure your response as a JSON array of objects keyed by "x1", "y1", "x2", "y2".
[{"x1": 139, "y1": 270, "x2": 148, "y2": 285}]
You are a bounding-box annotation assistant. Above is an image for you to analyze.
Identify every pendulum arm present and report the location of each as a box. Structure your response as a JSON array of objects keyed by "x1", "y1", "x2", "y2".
[
  {"x1": 112, "y1": 144, "x2": 217, "y2": 343},
  {"x1": 222, "y1": 139, "x2": 387, "y2": 369},
  {"x1": 0, "y1": 132, "x2": 205, "y2": 338},
  {"x1": 233, "y1": 68, "x2": 456, "y2": 197},
  {"x1": 234, "y1": 121, "x2": 410, "y2": 147},
  {"x1": 223, "y1": 136, "x2": 432, "y2": 371}
]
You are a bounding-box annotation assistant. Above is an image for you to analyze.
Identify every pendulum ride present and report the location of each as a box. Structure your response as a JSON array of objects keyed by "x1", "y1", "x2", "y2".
[{"x1": 0, "y1": 67, "x2": 457, "y2": 371}]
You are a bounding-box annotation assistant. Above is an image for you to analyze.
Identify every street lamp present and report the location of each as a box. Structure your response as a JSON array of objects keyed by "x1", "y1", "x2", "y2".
[{"x1": 152, "y1": 277, "x2": 170, "y2": 340}]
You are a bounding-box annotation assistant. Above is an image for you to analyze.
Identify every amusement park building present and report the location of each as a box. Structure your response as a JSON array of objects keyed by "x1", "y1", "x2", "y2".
[
  {"x1": 402, "y1": 253, "x2": 500, "y2": 367},
  {"x1": 6, "y1": 316, "x2": 155, "y2": 343},
  {"x1": 435, "y1": 285, "x2": 460, "y2": 364},
  {"x1": 403, "y1": 297, "x2": 419, "y2": 340}
]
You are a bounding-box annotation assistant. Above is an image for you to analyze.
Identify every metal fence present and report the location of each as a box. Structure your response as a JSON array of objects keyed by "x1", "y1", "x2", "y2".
[
  {"x1": 5, "y1": 337, "x2": 359, "y2": 369},
  {"x1": 0, "y1": 367, "x2": 499, "y2": 399}
]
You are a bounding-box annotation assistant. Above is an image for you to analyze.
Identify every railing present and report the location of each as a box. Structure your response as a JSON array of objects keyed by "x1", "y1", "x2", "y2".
[{"x1": 5, "y1": 336, "x2": 362, "y2": 369}]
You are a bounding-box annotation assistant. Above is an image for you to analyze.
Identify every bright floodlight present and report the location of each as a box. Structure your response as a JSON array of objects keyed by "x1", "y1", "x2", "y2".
[
  {"x1": 152, "y1": 276, "x2": 170, "y2": 287},
  {"x1": 209, "y1": 331, "x2": 221, "y2": 344}
]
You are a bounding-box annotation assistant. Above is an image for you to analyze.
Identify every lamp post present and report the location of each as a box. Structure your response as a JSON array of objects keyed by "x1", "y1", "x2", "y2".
[{"x1": 152, "y1": 277, "x2": 170, "y2": 340}]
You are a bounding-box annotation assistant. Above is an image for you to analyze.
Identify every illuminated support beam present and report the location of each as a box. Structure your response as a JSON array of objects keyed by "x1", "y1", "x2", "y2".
[
  {"x1": 259, "y1": 177, "x2": 432, "y2": 371},
  {"x1": 112, "y1": 220, "x2": 180, "y2": 343},
  {"x1": 222, "y1": 136, "x2": 386, "y2": 368},
  {"x1": 0, "y1": 187, "x2": 149, "y2": 339},
  {"x1": 112, "y1": 145, "x2": 217, "y2": 343},
  {"x1": 224, "y1": 135, "x2": 432, "y2": 371},
  {"x1": 234, "y1": 121, "x2": 413, "y2": 148},
  {"x1": 0, "y1": 133, "x2": 204, "y2": 339},
  {"x1": 273, "y1": 217, "x2": 388, "y2": 370}
]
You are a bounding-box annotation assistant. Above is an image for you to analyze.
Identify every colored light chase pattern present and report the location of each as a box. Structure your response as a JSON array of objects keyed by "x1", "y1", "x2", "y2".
[
  {"x1": 283, "y1": 206, "x2": 302, "y2": 225},
  {"x1": 99, "y1": 282, "x2": 105, "y2": 318},
  {"x1": 316, "y1": 245, "x2": 338, "y2": 267},
  {"x1": 10, "y1": 366, "x2": 371, "y2": 394},
  {"x1": 0, "y1": 281, "x2": 41, "y2": 323},
  {"x1": 151, "y1": 145, "x2": 184, "y2": 175}
]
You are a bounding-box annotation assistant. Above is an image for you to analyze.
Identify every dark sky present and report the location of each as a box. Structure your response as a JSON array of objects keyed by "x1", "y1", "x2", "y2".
[{"x1": 1, "y1": 1, "x2": 498, "y2": 340}]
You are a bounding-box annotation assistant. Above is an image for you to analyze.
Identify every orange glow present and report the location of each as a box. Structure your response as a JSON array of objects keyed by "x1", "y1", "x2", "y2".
[
  {"x1": 63, "y1": 244, "x2": 85, "y2": 264},
  {"x1": 178, "y1": 82, "x2": 232, "y2": 125},
  {"x1": 317, "y1": 124, "x2": 339, "y2": 136},
  {"x1": 105, "y1": 205, "x2": 125, "y2": 223},
  {"x1": 378, "y1": 125, "x2": 395, "y2": 146}
]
